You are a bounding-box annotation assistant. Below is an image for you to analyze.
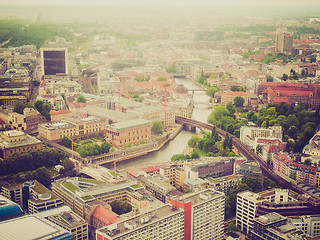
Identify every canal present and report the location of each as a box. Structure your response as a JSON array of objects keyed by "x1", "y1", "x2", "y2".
[{"x1": 116, "y1": 78, "x2": 212, "y2": 170}]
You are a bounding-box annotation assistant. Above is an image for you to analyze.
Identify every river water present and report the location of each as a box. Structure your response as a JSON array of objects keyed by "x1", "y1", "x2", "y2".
[{"x1": 116, "y1": 78, "x2": 212, "y2": 170}]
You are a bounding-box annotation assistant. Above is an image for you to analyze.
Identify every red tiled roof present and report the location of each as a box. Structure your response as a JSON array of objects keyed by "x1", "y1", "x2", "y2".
[
  {"x1": 257, "y1": 139, "x2": 278, "y2": 144},
  {"x1": 92, "y1": 205, "x2": 120, "y2": 226},
  {"x1": 127, "y1": 167, "x2": 140, "y2": 177},
  {"x1": 221, "y1": 91, "x2": 247, "y2": 96},
  {"x1": 272, "y1": 97, "x2": 290, "y2": 104},
  {"x1": 50, "y1": 109, "x2": 72, "y2": 116},
  {"x1": 40, "y1": 81, "x2": 46, "y2": 87},
  {"x1": 141, "y1": 164, "x2": 168, "y2": 173}
]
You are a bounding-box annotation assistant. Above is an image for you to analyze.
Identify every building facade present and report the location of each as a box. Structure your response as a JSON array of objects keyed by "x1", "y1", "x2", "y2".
[
  {"x1": 105, "y1": 119, "x2": 152, "y2": 147},
  {"x1": 0, "y1": 130, "x2": 43, "y2": 159}
]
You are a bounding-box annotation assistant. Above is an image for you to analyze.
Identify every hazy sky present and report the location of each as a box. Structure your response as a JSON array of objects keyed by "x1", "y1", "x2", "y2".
[{"x1": 1, "y1": 0, "x2": 319, "y2": 6}]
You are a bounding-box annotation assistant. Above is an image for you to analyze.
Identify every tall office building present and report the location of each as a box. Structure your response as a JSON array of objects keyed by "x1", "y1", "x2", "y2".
[
  {"x1": 275, "y1": 27, "x2": 294, "y2": 53},
  {"x1": 40, "y1": 47, "x2": 68, "y2": 76}
]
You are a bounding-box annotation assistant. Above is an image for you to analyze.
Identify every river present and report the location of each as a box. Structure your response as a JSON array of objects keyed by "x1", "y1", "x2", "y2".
[{"x1": 116, "y1": 78, "x2": 212, "y2": 170}]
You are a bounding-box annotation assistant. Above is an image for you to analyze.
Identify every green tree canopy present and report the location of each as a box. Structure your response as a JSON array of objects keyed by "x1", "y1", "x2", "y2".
[
  {"x1": 157, "y1": 76, "x2": 167, "y2": 81},
  {"x1": 151, "y1": 121, "x2": 164, "y2": 134},
  {"x1": 206, "y1": 86, "x2": 219, "y2": 97},
  {"x1": 110, "y1": 200, "x2": 132, "y2": 215},
  {"x1": 188, "y1": 135, "x2": 200, "y2": 148},
  {"x1": 234, "y1": 96, "x2": 245, "y2": 108},
  {"x1": 77, "y1": 95, "x2": 87, "y2": 103}
]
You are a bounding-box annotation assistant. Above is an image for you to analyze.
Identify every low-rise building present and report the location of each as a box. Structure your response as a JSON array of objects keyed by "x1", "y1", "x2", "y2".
[
  {"x1": 28, "y1": 180, "x2": 64, "y2": 214},
  {"x1": 0, "y1": 130, "x2": 43, "y2": 159},
  {"x1": 38, "y1": 116, "x2": 107, "y2": 141},
  {"x1": 47, "y1": 210, "x2": 88, "y2": 240},
  {"x1": 220, "y1": 91, "x2": 249, "y2": 106},
  {"x1": 206, "y1": 175, "x2": 242, "y2": 194},
  {"x1": 185, "y1": 157, "x2": 235, "y2": 179},
  {"x1": 272, "y1": 153, "x2": 318, "y2": 187},
  {"x1": 105, "y1": 119, "x2": 152, "y2": 147},
  {"x1": 0, "y1": 215, "x2": 73, "y2": 240},
  {"x1": 289, "y1": 215, "x2": 320, "y2": 237}
]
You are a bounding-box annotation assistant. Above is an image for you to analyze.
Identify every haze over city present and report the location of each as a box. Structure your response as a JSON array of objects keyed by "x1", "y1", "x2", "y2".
[{"x1": 0, "y1": 0, "x2": 320, "y2": 239}]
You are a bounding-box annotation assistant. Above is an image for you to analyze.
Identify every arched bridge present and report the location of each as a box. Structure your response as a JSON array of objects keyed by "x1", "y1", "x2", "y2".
[{"x1": 175, "y1": 116, "x2": 297, "y2": 192}]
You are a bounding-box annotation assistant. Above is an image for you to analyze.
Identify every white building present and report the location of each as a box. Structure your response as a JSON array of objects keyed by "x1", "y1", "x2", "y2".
[
  {"x1": 236, "y1": 189, "x2": 295, "y2": 234},
  {"x1": 289, "y1": 215, "x2": 320, "y2": 237},
  {"x1": 240, "y1": 126, "x2": 283, "y2": 151}
]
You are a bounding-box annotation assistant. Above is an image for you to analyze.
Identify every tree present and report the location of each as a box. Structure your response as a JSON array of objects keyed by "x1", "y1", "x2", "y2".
[
  {"x1": 226, "y1": 223, "x2": 238, "y2": 232},
  {"x1": 61, "y1": 158, "x2": 75, "y2": 173},
  {"x1": 234, "y1": 96, "x2": 245, "y2": 108},
  {"x1": 282, "y1": 73, "x2": 288, "y2": 81},
  {"x1": 77, "y1": 95, "x2": 86, "y2": 103},
  {"x1": 206, "y1": 86, "x2": 219, "y2": 97},
  {"x1": 110, "y1": 200, "x2": 132, "y2": 215},
  {"x1": 188, "y1": 135, "x2": 200, "y2": 148},
  {"x1": 34, "y1": 100, "x2": 43, "y2": 113},
  {"x1": 151, "y1": 121, "x2": 163, "y2": 134},
  {"x1": 304, "y1": 159, "x2": 312, "y2": 166},
  {"x1": 13, "y1": 101, "x2": 26, "y2": 114},
  {"x1": 100, "y1": 141, "x2": 111, "y2": 154},
  {"x1": 226, "y1": 102, "x2": 236, "y2": 115},
  {"x1": 157, "y1": 76, "x2": 167, "y2": 81},
  {"x1": 61, "y1": 136, "x2": 72, "y2": 148},
  {"x1": 256, "y1": 144, "x2": 263, "y2": 156},
  {"x1": 35, "y1": 167, "x2": 51, "y2": 188},
  {"x1": 266, "y1": 75, "x2": 273, "y2": 82}
]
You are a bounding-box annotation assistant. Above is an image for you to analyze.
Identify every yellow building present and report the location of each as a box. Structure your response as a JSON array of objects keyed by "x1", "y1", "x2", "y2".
[
  {"x1": 38, "y1": 116, "x2": 108, "y2": 141},
  {"x1": 105, "y1": 119, "x2": 151, "y2": 147},
  {"x1": 0, "y1": 130, "x2": 43, "y2": 159}
]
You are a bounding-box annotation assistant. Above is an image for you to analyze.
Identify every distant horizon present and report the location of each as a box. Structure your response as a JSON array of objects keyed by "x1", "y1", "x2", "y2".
[{"x1": 1, "y1": 0, "x2": 320, "y2": 6}]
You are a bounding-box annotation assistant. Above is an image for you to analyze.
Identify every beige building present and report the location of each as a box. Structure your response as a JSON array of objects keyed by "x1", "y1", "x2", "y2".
[
  {"x1": 38, "y1": 116, "x2": 107, "y2": 141},
  {"x1": 105, "y1": 119, "x2": 152, "y2": 147},
  {"x1": 0, "y1": 108, "x2": 40, "y2": 133},
  {"x1": 47, "y1": 210, "x2": 88, "y2": 240},
  {"x1": 220, "y1": 91, "x2": 249, "y2": 106},
  {"x1": 0, "y1": 130, "x2": 43, "y2": 159}
]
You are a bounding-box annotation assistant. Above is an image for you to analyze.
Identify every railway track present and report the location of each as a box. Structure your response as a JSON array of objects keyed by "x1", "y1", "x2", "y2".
[{"x1": 175, "y1": 116, "x2": 302, "y2": 194}]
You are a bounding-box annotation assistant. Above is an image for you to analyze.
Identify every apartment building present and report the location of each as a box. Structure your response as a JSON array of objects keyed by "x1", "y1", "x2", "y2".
[
  {"x1": 105, "y1": 119, "x2": 151, "y2": 147},
  {"x1": 170, "y1": 189, "x2": 225, "y2": 240},
  {"x1": 272, "y1": 153, "x2": 318, "y2": 187},
  {"x1": 206, "y1": 175, "x2": 242, "y2": 194},
  {"x1": 237, "y1": 189, "x2": 299, "y2": 234},
  {"x1": 96, "y1": 189, "x2": 225, "y2": 240},
  {"x1": 0, "y1": 130, "x2": 43, "y2": 159},
  {"x1": 96, "y1": 204, "x2": 185, "y2": 240}
]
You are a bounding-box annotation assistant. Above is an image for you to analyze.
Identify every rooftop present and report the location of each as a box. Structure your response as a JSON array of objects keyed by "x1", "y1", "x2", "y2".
[
  {"x1": 98, "y1": 204, "x2": 184, "y2": 238},
  {"x1": 0, "y1": 215, "x2": 71, "y2": 240},
  {"x1": 108, "y1": 119, "x2": 151, "y2": 131}
]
